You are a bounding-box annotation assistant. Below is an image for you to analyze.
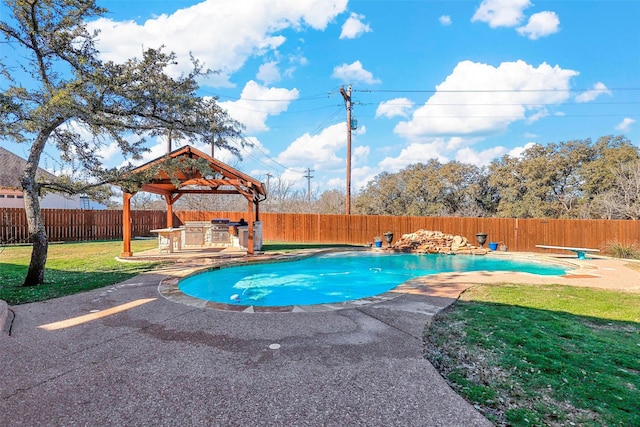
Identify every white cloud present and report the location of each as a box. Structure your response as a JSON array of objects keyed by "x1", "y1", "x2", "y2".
[
  {"x1": 378, "y1": 140, "x2": 450, "y2": 173},
  {"x1": 471, "y1": 0, "x2": 531, "y2": 28},
  {"x1": 575, "y1": 82, "x2": 612, "y2": 103},
  {"x1": 352, "y1": 164, "x2": 375, "y2": 191},
  {"x1": 525, "y1": 108, "x2": 550, "y2": 124},
  {"x1": 455, "y1": 146, "x2": 508, "y2": 166},
  {"x1": 509, "y1": 142, "x2": 537, "y2": 158},
  {"x1": 257, "y1": 61, "x2": 281, "y2": 84},
  {"x1": 332, "y1": 60, "x2": 381, "y2": 84},
  {"x1": 375, "y1": 98, "x2": 414, "y2": 118},
  {"x1": 219, "y1": 81, "x2": 299, "y2": 133},
  {"x1": 326, "y1": 176, "x2": 345, "y2": 190},
  {"x1": 394, "y1": 60, "x2": 578, "y2": 139},
  {"x1": 439, "y1": 15, "x2": 452, "y2": 26},
  {"x1": 353, "y1": 145, "x2": 370, "y2": 160},
  {"x1": 616, "y1": 118, "x2": 636, "y2": 132},
  {"x1": 87, "y1": 0, "x2": 348, "y2": 86},
  {"x1": 276, "y1": 123, "x2": 345, "y2": 169},
  {"x1": 340, "y1": 12, "x2": 372, "y2": 39},
  {"x1": 96, "y1": 142, "x2": 124, "y2": 164},
  {"x1": 517, "y1": 11, "x2": 560, "y2": 39}
]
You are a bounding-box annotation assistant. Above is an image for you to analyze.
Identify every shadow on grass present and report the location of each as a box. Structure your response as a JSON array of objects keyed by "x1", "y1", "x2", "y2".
[{"x1": 424, "y1": 300, "x2": 640, "y2": 427}]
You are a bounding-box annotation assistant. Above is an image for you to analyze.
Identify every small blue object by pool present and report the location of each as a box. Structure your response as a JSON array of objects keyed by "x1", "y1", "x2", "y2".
[{"x1": 179, "y1": 251, "x2": 569, "y2": 307}]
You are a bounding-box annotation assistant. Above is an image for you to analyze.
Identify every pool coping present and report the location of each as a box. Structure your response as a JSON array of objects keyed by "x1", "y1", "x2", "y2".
[{"x1": 157, "y1": 249, "x2": 588, "y2": 313}]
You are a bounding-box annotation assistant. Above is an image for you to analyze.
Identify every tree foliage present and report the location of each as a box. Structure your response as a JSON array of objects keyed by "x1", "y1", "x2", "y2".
[
  {"x1": 354, "y1": 160, "x2": 492, "y2": 216},
  {"x1": 0, "y1": 0, "x2": 243, "y2": 285},
  {"x1": 353, "y1": 136, "x2": 638, "y2": 219}
]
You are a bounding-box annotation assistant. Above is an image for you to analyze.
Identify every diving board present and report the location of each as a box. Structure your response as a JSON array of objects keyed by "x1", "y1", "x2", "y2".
[{"x1": 535, "y1": 245, "x2": 600, "y2": 260}]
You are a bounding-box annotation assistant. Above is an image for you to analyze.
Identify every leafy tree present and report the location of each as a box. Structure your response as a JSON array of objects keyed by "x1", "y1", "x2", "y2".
[
  {"x1": 353, "y1": 171, "x2": 407, "y2": 215},
  {"x1": 580, "y1": 135, "x2": 639, "y2": 197},
  {"x1": 0, "y1": 0, "x2": 242, "y2": 285},
  {"x1": 489, "y1": 136, "x2": 638, "y2": 218},
  {"x1": 353, "y1": 160, "x2": 491, "y2": 216}
]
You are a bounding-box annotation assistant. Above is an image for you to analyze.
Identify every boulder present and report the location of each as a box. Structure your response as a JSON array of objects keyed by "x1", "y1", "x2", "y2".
[{"x1": 391, "y1": 229, "x2": 487, "y2": 255}]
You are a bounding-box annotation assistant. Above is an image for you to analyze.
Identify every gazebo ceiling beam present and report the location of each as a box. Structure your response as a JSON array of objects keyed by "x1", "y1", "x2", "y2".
[
  {"x1": 146, "y1": 177, "x2": 250, "y2": 188},
  {"x1": 139, "y1": 185, "x2": 173, "y2": 197},
  {"x1": 175, "y1": 189, "x2": 242, "y2": 195}
]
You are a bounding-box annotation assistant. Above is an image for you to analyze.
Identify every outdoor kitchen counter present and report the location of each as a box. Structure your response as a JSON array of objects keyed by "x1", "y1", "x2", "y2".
[{"x1": 149, "y1": 228, "x2": 183, "y2": 253}]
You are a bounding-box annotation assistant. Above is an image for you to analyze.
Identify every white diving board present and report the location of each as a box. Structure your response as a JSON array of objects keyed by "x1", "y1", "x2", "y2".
[{"x1": 535, "y1": 245, "x2": 600, "y2": 260}]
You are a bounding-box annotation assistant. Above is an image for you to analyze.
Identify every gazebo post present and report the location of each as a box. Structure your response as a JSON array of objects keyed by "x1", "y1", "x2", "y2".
[
  {"x1": 247, "y1": 198, "x2": 255, "y2": 255},
  {"x1": 121, "y1": 192, "x2": 133, "y2": 257},
  {"x1": 165, "y1": 194, "x2": 174, "y2": 228}
]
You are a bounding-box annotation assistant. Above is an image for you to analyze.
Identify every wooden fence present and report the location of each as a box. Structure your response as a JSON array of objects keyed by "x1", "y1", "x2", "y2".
[
  {"x1": 1, "y1": 208, "x2": 165, "y2": 243},
  {"x1": 2, "y1": 207, "x2": 639, "y2": 253},
  {"x1": 175, "y1": 211, "x2": 640, "y2": 253}
]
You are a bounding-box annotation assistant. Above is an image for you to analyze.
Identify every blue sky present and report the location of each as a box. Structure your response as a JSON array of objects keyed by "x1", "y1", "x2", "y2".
[{"x1": 4, "y1": 0, "x2": 639, "y2": 193}]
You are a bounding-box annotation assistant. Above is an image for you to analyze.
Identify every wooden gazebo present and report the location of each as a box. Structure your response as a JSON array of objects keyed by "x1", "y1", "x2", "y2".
[{"x1": 119, "y1": 145, "x2": 267, "y2": 257}]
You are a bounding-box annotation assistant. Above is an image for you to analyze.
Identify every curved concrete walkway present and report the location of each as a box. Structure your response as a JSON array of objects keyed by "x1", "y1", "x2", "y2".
[{"x1": 1, "y1": 252, "x2": 638, "y2": 426}]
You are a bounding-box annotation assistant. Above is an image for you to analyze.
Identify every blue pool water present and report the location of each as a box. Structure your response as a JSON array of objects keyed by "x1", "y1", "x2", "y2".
[{"x1": 179, "y1": 251, "x2": 569, "y2": 307}]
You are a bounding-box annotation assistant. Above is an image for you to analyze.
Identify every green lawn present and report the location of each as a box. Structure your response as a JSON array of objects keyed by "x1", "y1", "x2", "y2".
[
  {"x1": 0, "y1": 240, "x2": 162, "y2": 305},
  {"x1": 424, "y1": 283, "x2": 640, "y2": 426}
]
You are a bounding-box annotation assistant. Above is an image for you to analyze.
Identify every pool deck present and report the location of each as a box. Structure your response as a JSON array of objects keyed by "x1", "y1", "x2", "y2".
[{"x1": 1, "y1": 249, "x2": 639, "y2": 426}]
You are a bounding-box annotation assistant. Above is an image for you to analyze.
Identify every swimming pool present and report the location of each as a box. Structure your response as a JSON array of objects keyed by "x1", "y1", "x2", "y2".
[{"x1": 178, "y1": 251, "x2": 569, "y2": 307}]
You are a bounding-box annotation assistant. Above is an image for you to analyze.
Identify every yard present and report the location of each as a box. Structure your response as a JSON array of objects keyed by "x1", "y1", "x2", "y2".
[{"x1": 1, "y1": 240, "x2": 639, "y2": 426}]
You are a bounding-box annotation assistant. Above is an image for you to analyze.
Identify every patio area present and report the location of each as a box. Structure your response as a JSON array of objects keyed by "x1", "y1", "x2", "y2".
[{"x1": 2, "y1": 249, "x2": 639, "y2": 425}]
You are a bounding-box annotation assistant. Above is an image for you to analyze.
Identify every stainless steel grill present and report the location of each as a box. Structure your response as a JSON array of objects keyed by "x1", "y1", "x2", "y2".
[{"x1": 210, "y1": 218, "x2": 230, "y2": 243}]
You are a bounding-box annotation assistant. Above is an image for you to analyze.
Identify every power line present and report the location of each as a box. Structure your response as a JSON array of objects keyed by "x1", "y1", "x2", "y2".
[
  {"x1": 199, "y1": 88, "x2": 341, "y2": 103},
  {"x1": 356, "y1": 101, "x2": 640, "y2": 107},
  {"x1": 355, "y1": 87, "x2": 640, "y2": 94}
]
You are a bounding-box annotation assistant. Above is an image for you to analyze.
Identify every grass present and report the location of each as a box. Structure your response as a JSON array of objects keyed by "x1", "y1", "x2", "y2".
[
  {"x1": 0, "y1": 240, "x2": 163, "y2": 305},
  {"x1": 424, "y1": 283, "x2": 640, "y2": 426}
]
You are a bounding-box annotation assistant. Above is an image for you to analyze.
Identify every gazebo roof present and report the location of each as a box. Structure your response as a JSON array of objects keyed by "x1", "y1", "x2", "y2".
[{"x1": 127, "y1": 145, "x2": 266, "y2": 202}]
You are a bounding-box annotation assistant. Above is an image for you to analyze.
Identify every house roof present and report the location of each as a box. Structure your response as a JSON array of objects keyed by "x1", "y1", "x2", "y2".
[
  {"x1": 0, "y1": 147, "x2": 57, "y2": 189},
  {"x1": 126, "y1": 145, "x2": 267, "y2": 202}
]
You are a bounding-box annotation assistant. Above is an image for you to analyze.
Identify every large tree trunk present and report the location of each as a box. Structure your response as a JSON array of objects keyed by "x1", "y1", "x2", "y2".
[
  {"x1": 21, "y1": 132, "x2": 51, "y2": 286},
  {"x1": 22, "y1": 187, "x2": 48, "y2": 286}
]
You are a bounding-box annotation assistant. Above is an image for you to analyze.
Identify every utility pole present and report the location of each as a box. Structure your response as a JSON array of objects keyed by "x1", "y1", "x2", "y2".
[
  {"x1": 265, "y1": 172, "x2": 273, "y2": 194},
  {"x1": 303, "y1": 167, "x2": 314, "y2": 204},
  {"x1": 264, "y1": 172, "x2": 273, "y2": 210},
  {"x1": 340, "y1": 85, "x2": 353, "y2": 215}
]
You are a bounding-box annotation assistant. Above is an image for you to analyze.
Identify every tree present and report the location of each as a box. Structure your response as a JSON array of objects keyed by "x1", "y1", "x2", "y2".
[
  {"x1": 580, "y1": 135, "x2": 639, "y2": 198},
  {"x1": 353, "y1": 171, "x2": 407, "y2": 215},
  {"x1": 0, "y1": 0, "x2": 242, "y2": 285},
  {"x1": 592, "y1": 160, "x2": 640, "y2": 220},
  {"x1": 353, "y1": 160, "x2": 492, "y2": 216},
  {"x1": 488, "y1": 136, "x2": 638, "y2": 218},
  {"x1": 315, "y1": 189, "x2": 345, "y2": 214}
]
